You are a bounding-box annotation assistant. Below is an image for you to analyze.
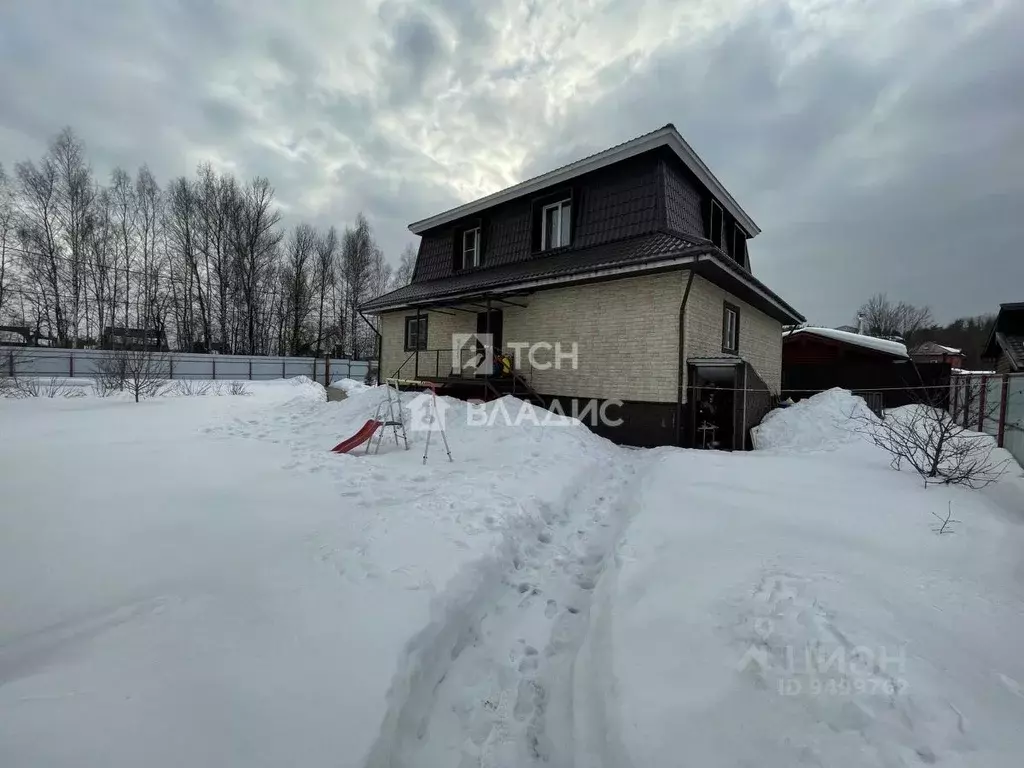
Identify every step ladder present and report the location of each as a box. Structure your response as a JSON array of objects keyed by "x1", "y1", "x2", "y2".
[
  {"x1": 368, "y1": 379, "x2": 408, "y2": 454},
  {"x1": 385, "y1": 377, "x2": 453, "y2": 465}
]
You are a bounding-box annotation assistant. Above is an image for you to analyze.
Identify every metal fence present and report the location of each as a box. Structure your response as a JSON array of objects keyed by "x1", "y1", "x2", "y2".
[
  {"x1": 1, "y1": 346, "x2": 372, "y2": 387},
  {"x1": 950, "y1": 371, "x2": 1024, "y2": 467}
]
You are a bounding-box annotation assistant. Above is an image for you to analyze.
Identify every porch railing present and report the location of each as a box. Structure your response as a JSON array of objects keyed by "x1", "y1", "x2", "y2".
[{"x1": 390, "y1": 347, "x2": 492, "y2": 380}]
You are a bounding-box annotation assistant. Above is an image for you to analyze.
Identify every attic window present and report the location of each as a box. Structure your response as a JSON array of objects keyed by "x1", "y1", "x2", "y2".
[
  {"x1": 732, "y1": 225, "x2": 746, "y2": 266},
  {"x1": 462, "y1": 227, "x2": 480, "y2": 269},
  {"x1": 709, "y1": 200, "x2": 724, "y2": 248},
  {"x1": 541, "y1": 199, "x2": 571, "y2": 250}
]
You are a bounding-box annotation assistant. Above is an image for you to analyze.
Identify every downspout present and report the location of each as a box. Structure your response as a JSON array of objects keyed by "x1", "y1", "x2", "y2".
[
  {"x1": 357, "y1": 309, "x2": 382, "y2": 385},
  {"x1": 675, "y1": 267, "x2": 698, "y2": 446}
]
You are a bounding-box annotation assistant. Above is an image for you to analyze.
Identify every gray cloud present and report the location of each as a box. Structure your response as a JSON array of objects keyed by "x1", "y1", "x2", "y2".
[{"x1": 1, "y1": 0, "x2": 1021, "y2": 323}]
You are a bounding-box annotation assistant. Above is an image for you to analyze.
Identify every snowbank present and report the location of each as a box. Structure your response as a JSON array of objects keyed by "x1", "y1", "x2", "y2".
[
  {"x1": 752, "y1": 387, "x2": 876, "y2": 451},
  {"x1": 788, "y1": 326, "x2": 909, "y2": 358},
  {"x1": 598, "y1": 448, "x2": 1024, "y2": 768},
  {"x1": 0, "y1": 379, "x2": 616, "y2": 768},
  {"x1": 4, "y1": 378, "x2": 1024, "y2": 767},
  {"x1": 330, "y1": 377, "x2": 370, "y2": 393}
]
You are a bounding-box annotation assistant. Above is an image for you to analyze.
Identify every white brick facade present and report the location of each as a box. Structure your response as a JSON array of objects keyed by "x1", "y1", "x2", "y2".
[
  {"x1": 501, "y1": 273, "x2": 684, "y2": 402},
  {"x1": 378, "y1": 309, "x2": 477, "y2": 379},
  {"x1": 375, "y1": 270, "x2": 782, "y2": 402},
  {"x1": 683, "y1": 274, "x2": 782, "y2": 393}
]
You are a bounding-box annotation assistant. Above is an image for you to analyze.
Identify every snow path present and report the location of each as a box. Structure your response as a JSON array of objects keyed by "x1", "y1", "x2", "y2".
[{"x1": 364, "y1": 454, "x2": 646, "y2": 768}]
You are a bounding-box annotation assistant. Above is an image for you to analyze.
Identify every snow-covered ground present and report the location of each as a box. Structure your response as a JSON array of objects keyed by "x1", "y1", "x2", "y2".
[{"x1": 1, "y1": 382, "x2": 1023, "y2": 767}]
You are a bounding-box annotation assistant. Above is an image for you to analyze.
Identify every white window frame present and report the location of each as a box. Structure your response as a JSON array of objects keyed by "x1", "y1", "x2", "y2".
[
  {"x1": 462, "y1": 227, "x2": 480, "y2": 269},
  {"x1": 722, "y1": 303, "x2": 739, "y2": 353},
  {"x1": 541, "y1": 199, "x2": 571, "y2": 250}
]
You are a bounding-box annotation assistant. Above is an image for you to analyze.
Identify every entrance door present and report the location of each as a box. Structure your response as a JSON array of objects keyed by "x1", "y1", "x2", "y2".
[
  {"x1": 688, "y1": 363, "x2": 738, "y2": 450},
  {"x1": 475, "y1": 310, "x2": 503, "y2": 376},
  {"x1": 476, "y1": 310, "x2": 503, "y2": 349}
]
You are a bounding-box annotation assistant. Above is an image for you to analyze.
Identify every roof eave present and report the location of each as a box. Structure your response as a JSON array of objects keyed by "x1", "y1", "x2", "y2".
[{"x1": 408, "y1": 126, "x2": 760, "y2": 238}]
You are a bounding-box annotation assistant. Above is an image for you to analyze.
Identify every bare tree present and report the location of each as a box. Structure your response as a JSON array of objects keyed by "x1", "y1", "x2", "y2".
[
  {"x1": 852, "y1": 391, "x2": 1008, "y2": 489},
  {"x1": 109, "y1": 166, "x2": 138, "y2": 342},
  {"x1": 280, "y1": 222, "x2": 316, "y2": 355},
  {"x1": 312, "y1": 226, "x2": 337, "y2": 354},
  {"x1": 391, "y1": 242, "x2": 417, "y2": 288},
  {"x1": 135, "y1": 166, "x2": 166, "y2": 343},
  {"x1": 51, "y1": 128, "x2": 95, "y2": 346},
  {"x1": 98, "y1": 348, "x2": 169, "y2": 402},
  {"x1": 340, "y1": 213, "x2": 384, "y2": 358},
  {"x1": 164, "y1": 176, "x2": 208, "y2": 350},
  {"x1": 15, "y1": 151, "x2": 68, "y2": 344},
  {"x1": 86, "y1": 187, "x2": 119, "y2": 348},
  {"x1": 228, "y1": 177, "x2": 281, "y2": 354},
  {"x1": 856, "y1": 294, "x2": 934, "y2": 343},
  {"x1": 0, "y1": 163, "x2": 16, "y2": 321}
]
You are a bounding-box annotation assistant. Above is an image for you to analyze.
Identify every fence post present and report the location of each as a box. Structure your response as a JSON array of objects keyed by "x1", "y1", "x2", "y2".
[
  {"x1": 69, "y1": 351, "x2": 74, "y2": 378},
  {"x1": 169, "y1": 357, "x2": 175, "y2": 379},
  {"x1": 212, "y1": 356, "x2": 217, "y2": 380},
  {"x1": 7, "y1": 351, "x2": 13, "y2": 378},
  {"x1": 998, "y1": 374, "x2": 1009, "y2": 447},
  {"x1": 977, "y1": 375, "x2": 987, "y2": 432},
  {"x1": 248, "y1": 359, "x2": 253, "y2": 380},
  {"x1": 325, "y1": 356, "x2": 330, "y2": 387},
  {"x1": 282, "y1": 358, "x2": 286, "y2": 379}
]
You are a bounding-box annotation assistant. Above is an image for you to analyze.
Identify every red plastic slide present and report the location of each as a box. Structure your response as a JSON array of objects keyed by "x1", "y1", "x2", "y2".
[{"x1": 331, "y1": 419, "x2": 382, "y2": 453}]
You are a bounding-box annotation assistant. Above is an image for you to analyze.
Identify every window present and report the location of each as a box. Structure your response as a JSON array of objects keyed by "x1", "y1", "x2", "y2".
[
  {"x1": 722, "y1": 302, "x2": 740, "y2": 353},
  {"x1": 541, "y1": 199, "x2": 571, "y2": 250},
  {"x1": 462, "y1": 227, "x2": 480, "y2": 269},
  {"x1": 708, "y1": 200, "x2": 724, "y2": 247},
  {"x1": 404, "y1": 315, "x2": 428, "y2": 351},
  {"x1": 732, "y1": 225, "x2": 746, "y2": 266}
]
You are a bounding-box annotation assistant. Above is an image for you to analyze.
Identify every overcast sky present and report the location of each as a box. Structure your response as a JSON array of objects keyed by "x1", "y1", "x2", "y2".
[{"x1": 1, "y1": 0, "x2": 1021, "y2": 325}]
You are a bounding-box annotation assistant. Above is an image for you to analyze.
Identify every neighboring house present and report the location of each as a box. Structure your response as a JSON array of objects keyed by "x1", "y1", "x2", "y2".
[
  {"x1": 911, "y1": 341, "x2": 964, "y2": 368},
  {"x1": 361, "y1": 124, "x2": 804, "y2": 448},
  {"x1": 782, "y1": 327, "x2": 931, "y2": 411},
  {"x1": 981, "y1": 302, "x2": 1024, "y2": 373},
  {"x1": 101, "y1": 326, "x2": 168, "y2": 351}
]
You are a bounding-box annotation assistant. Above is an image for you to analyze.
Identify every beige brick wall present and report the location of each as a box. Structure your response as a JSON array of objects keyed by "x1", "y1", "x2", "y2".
[
  {"x1": 682, "y1": 274, "x2": 782, "y2": 393},
  {"x1": 375, "y1": 270, "x2": 782, "y2": 402},
  {"x1": 501, "y1": 272, "x2": 684, "y2": 402},
  {"x1": 378, "y1": 309, "x2": 477, "y2": 379}
]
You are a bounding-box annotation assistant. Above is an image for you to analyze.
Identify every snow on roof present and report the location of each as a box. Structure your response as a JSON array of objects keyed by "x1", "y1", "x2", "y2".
[
  {"x1": 787, "y1": 326, "x2": 909, "y2": 358},
  {"x1": 914, "y1": 341, "x2": 962, "y2": 355}
]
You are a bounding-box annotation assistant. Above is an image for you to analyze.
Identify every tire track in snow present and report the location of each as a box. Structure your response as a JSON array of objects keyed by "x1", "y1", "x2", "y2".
[{"x1": 362, "y1": 454, "x2": 647, "y2": 768}]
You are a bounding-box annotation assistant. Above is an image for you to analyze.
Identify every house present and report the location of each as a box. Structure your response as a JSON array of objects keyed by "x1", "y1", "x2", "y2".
[
  {"x1": 101, "y1": 327, "x2": 168, "y2": 351},
  {"x1": 981, "y1": 302, "x2": 1024, "y2": 372},
  {"x1": 360, "y1": 124, "x2": 804, "y2": 448},
  {"x1": 782, "y1": 327, "x2": 936, "y2": 411},
  {"x1": 911, "y1": 341, "x2": 964, "y2": 368}
]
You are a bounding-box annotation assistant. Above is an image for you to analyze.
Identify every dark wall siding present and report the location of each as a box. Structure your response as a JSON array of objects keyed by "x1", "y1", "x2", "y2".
[
  {"x1": 662, "y1": 159, "x2": 706, "y2": 239},
  {"x1": 541, "y1": 394, "x2": 678, "y2": 448},
  {"x1": 412, "y1": 153, "x2": 665, "y2": 284},
  {"x1": 572, "y1": 157, "x2": 661, "y2": 248}
]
